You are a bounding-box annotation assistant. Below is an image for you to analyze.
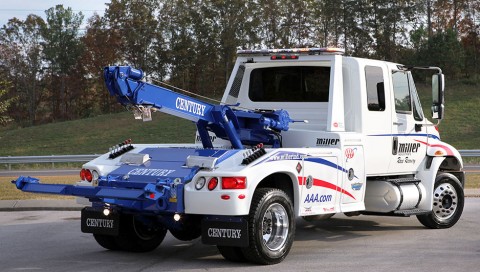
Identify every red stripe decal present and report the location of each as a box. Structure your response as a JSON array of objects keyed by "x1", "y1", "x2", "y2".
[
  {"x1": 415, "y1": 140, "x2": 454, "y2": 156},
  {"x1": 298, "y1": 177, "x2": 355, "y2": 200}
]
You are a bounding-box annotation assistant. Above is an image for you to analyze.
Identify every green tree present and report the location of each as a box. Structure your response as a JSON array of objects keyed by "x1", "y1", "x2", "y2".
[
  {"x1": 42, "y1": 5, "x2": 84, "y2": 120},
  {"x1": 80, "y1": 14, "x2": 123, "y2": 116},
  {"x1": 0, "y1": 15, "x2": 45, "y2": 125},
  {"x1": 416, "y1": 29, "x2": 465, "y2": 78},
  {"x1": 104, "y1": 0, "x2": 158, "y2": 70},
  {"x1": 0, "y1": 81, "x2": 15, "y2": 126}
]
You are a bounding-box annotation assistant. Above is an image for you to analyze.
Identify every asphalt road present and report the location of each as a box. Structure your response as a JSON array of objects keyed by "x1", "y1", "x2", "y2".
[{"x1": 0, "y1": 199, "x2": 479, "y2": 272}]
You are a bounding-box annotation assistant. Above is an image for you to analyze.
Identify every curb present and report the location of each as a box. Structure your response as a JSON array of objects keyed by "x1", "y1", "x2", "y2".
[{"x1": 0, "y1": 199, "x2": 84, "y2": 212}]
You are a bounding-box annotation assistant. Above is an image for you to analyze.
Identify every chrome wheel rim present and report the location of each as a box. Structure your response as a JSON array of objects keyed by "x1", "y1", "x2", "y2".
[
  {"x1": 262, "y1": 203, "x2": 289, "y2": 251},
  {"x1": 432, "y1": 182, "x2": 458, "y2": 221}
]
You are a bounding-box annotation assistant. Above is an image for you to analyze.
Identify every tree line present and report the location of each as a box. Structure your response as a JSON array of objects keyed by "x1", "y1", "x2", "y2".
[{"x1": 0, "y1": 0, "x2": 479, "y2": 126}]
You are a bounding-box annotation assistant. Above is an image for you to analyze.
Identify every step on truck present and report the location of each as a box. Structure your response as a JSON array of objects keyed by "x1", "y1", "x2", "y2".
[{"x1": 13, "y1": 48, "x2": 465, "y2": 265}]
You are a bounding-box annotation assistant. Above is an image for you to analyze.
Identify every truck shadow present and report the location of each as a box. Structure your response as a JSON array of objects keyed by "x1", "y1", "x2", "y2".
[
  {"x1": 294, "y1": 215, "x2": 425, "y2": 242},
  {"x1": 78, "y1": 215, "x2": 426, "y2": 268}
]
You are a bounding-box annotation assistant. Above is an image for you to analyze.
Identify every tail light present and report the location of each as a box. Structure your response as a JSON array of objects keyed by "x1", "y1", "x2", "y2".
[
  {"x1": 222, "y1": 177, "x2": 246, "y2": 189},
  {"x1": 207, "y1": 177, "x2": 219, "y2": 191},
  {"x1": 80, "y1": 169, "x2": 93, "y2": 182}
]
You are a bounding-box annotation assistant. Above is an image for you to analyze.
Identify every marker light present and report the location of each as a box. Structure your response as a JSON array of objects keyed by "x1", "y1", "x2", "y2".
[
  {"x1": 221, "y1": 195, "x2": 231, "y2": 200},
  {"x1": 103, "y1": 208, "x2": 110, "y2": 216},
  {"x1": 271, "y1": 55, "x2": 299, "y2": 60},
  {"x1": 173, "y1": 213, "x2": 181, "y2": 221},
  {"x1": 237, "y1": 47, "x2": 345, "y2": 55}
]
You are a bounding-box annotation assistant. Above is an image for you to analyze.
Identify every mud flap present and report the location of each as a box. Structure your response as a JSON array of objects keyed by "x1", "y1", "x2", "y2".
[
  {"x1": 201, "y1": 216, "x2": 248, "y2": 247},
  {"x1": 81, "y1": 207, "x2": 120, "y2": 236}
]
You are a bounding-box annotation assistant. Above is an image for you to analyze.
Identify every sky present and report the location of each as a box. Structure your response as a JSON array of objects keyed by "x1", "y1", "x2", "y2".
[{"x1": 0, "y1": 0, "x2": 111, "y2": 28}]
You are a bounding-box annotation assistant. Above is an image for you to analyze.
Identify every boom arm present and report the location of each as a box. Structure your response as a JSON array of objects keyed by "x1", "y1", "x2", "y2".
[{"x1": 104, "y1": 66, "x2": 293, "y2": 149}]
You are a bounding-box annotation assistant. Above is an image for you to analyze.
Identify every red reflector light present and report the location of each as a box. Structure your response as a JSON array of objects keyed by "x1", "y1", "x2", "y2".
[
  {"x1": 435, "y1": 126, "x2": 439, "y2": 132},
  {"x1": 80, "y1": 169, "x2": 93, "y2": 182},
  {"x1": 238, "y1": 194, "x2": 246, "y2": 199},
  {"x1": 208, "y1": 177, "x2": 219, "y2": 191},
  {"x1": 221, "y1": 195, "x2": 230, "y2": 200},
  {"x1": 222, "y1": 177, "x2": 247, "y2": 189}
]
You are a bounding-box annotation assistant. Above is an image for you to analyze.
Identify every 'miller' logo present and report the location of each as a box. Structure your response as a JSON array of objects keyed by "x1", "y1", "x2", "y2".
[
  {"x1": 316, "y1": 138, "x2": 340, "y2": 146},
  {"x1": 398, "y1": 143, "x2": 421, "y2": 154},
  {"x1": 176, "y1": 97, "x2": 206, "y2": 117}
]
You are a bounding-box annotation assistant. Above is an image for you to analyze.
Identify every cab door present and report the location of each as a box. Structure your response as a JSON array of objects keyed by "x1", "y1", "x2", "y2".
[
  {"x1": 389, "y1": 70, "x2": 427, "y2": 173},
  {"x1": 363, "y1": 65, "x2": 393, "y2": 175}
]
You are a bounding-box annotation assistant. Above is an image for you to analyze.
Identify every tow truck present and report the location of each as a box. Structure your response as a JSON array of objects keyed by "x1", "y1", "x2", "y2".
[{"x1": 13, "y1": 48, "x2": 464, "y2": 264}]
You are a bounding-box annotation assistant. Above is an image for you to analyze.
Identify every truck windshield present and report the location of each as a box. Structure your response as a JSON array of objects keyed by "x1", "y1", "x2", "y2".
[{"x1": 249, "y1": 66, "x2": 330, "y2": 102}]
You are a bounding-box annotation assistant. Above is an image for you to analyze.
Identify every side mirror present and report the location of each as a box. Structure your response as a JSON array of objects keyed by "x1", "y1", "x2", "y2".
[{"x1": 432, "y1": 73, "x2": 444, "y2": 120}]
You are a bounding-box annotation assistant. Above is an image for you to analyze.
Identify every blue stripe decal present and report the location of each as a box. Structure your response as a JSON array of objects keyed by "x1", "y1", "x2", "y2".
[
  {"x1": 252, "y1": 151, "x2": 350, "y2": 175},
  {"x1": 304, "y1": 157, "x2": 348, "y2": 173},
  {"x1": 215, "y1": 150, "x2": 240, "y2": 165},
  {"x1": 368, "y1": 133, "x2": 440, "y2": 140}
]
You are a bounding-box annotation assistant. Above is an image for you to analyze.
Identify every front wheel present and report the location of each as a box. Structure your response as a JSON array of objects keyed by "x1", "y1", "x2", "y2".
[
  {"x1": 417, "y1": 173, "x2": 464, "y2": 229},
  {"x1": 241, "y1": 188, "x2": 295, "y2": 265}
]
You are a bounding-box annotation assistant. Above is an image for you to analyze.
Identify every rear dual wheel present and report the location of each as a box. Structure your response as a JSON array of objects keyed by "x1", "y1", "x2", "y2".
[
  {"x1": 217, "y1": 188, "x2": 295, "y2": 264},
  {"x1": 241, "y1": 188, "x2": 295, "y2": 265}
]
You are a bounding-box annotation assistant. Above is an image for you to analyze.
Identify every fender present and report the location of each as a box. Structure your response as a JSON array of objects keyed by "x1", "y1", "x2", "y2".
[
  {"x1": 420, "y1": 140, "x2": 463, "y2": 169},
  {"x1": 416, "y1": 156, "x2": 446, "y2": 210}
]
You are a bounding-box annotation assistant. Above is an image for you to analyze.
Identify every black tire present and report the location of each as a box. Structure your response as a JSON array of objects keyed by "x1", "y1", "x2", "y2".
[
  {"x1": 93, "y1": 234, "x2": 120, "y2": 250},
  {"x1": 115, "y1": 214, "x2": 167, "y2": 252},
  {"x1": 169, "y1": 215, "x2": 202, "y2": 241},
  {"x1": 169, "y1": 227, "x2": 201, "y2": 241},
  {"x1": 417, "y1": 173, "x2": 464, "y2": 229},
  {"x1": 241, "y1": 188, "x2": 295, "y2": 265},
  {"x1": 217, "y1": 246, "x2": 246, "y2": 262}
]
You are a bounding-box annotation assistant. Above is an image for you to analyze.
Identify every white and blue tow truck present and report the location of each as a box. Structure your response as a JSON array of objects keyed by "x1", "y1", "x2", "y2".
[{"x1": 13, "y1": 48, "x2": 465, "y2": 264}]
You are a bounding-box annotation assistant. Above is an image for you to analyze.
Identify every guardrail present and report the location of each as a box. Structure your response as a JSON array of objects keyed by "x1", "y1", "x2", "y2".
[
  {"x1": 458, "y1": 150, "x2": 480, "y2": 157},
  {"x1": 0, "y1": 155, "x2": 99, "y2": 170},
  {"x1": 0, "y1": 150, "x2": 478, "y2": 171}
]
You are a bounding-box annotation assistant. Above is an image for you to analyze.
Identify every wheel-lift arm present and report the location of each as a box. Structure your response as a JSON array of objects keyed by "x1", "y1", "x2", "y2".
[{"x1": 104, "y1": 66, "x2": 293, "y2": 149}]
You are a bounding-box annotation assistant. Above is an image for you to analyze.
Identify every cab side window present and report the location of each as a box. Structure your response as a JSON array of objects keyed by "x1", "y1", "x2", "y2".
[
  {"x1": 392, "y1": 72, "x2": 412, "y2": 113},
  {"x1": 365, "y1": 66, "x2": 385, "y2": 111}
]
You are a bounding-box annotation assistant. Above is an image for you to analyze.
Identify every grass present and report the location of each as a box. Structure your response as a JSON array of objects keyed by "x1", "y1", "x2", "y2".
[
  {"x1": 416, "y1": 78, "x2": 480, "y2": 149},
  {"x1": 0, "y1": 111, "x2": 196, "y2": 156},
  {"x1": 0, "y1": 176, "x2": 78, "y2": 200},
  {"x1": 466, "y1": 173, "x2": 480, "y2": 189}
]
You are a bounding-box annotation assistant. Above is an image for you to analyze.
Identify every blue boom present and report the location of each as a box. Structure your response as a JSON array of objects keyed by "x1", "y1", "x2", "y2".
[{"x1": 104, "y1": 66, "x2": 293, "y2": 149}]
